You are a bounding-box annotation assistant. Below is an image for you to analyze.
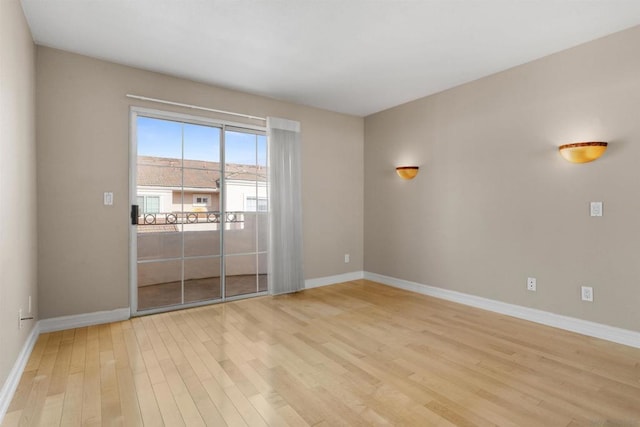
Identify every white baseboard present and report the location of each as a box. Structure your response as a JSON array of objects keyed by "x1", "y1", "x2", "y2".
[
  {"x1": 364, "y1": 271, "x2": 640, "y2": 349},
  {"x1": 305, "y1": 271, "x2": 364, "y2": 289},
  {"x1": 39, "y1": 307, "x2": 130, "y2": 333},
  {"x1": 0, "y1": 323, "x2": 40, "y2": 423}
]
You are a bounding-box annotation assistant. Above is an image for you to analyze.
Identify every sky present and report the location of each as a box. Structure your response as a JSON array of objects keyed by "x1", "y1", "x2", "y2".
[{"x1": 137, "y1": 116, "x2": 267, "y2": 166}]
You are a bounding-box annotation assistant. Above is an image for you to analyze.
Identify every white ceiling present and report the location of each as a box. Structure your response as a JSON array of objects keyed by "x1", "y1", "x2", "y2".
[{"x1": 20, "y1": 0, "x2": 640, "y2": 117}]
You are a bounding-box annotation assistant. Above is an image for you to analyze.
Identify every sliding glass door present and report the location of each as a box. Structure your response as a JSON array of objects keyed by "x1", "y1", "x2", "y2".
[
  {"x1": 131, "y1": 109, "x2": 267, "y2": 314},
  {"x1": 223, "y1": 129, "x2": 269, "y2": 298}
]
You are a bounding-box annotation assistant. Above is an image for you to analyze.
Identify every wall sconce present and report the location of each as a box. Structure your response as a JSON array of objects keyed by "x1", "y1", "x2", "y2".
[
  {"x1": 558, "y1": 142, "x2": 608, "y2": 163},
  {"x1": 396, "y1": 166, "x2": 419, "y2": 180}
]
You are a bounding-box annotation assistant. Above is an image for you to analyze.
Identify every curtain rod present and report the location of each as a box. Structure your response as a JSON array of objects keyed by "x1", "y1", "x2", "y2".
[{"x1": 126, "y1": 94, "x2": 267, "y2": 122}]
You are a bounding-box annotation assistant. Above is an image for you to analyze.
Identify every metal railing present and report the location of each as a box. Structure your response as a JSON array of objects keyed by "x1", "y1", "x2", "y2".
[{"x1": 136, "y1": 211, "x2": 244, "y2": 226}]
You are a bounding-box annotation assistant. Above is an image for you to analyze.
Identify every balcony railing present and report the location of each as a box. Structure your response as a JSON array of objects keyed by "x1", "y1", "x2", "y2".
[{"x1": 136, "y1": 211, "x2": 244, "y2": 226}]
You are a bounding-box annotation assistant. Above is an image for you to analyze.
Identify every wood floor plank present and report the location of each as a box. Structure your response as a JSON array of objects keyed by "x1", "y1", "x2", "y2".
[
  {"x1": 158, "y1": 357, "x2": 206, "y2": 426},
  {"x1": 99, "y1": 349, "x2": 123, "y2": 425},
  {"x1": 134, "y1": 319, "x2": 166, "y2": 386},
  {"x1": 132, "y1": 372, "x2": 163, "y2": 426},
  {"x1": 141, "y1": 315, "x2": 170, "y2": 362},
  {"x1": 221, "y1": 384, "x2": 268, "y2": 427},
  {"x1": 81, "y1": 327, "x2": 102, "y2": 426},
  {"x1": 115, "y1": 367, "x2": 143, "y2": 427},
  {"x1": 199, "y1": 377, "x2": 245, "y2": 426},
  {"x1": 177, "y1": 370, "x2": 228, "y2": 427},
  {"x1": 68, "y1": 327, "x2": 87, "y2": 375},
  {"x1": 36, "y1": 393, "x2": 64, "y2": 427},
  {"x1": 1, "y1": 410, "x2": 22, "y2": 427},
  {"x1": 152, "y1": 379, "x2": 186, "y2": 427},
  {"x1": 6, "y1": 280, "x2": 640, "y2": 426},
  {"x1": 47, "y1": 337, "x2": 73, "y2": 397},
  {"x1": 5, "y1": 370, "x2": 36, "y2": 413},
  {"x1": 13, "y1": 377, "x2": 49, "y2": 427},
  {"x1": 247, "y1": 394, "x2": 290, "y2": 427},
  {"x1": 274, "y1": 404, "x2": 311, "y2": 427},
  {"x1": 23, "y1": 334, "x2": 50, "y2": 374},
  {"x1": 122, "y1": 326, "x2": 146, "y2": 376},
  {"x1": 13, "y1": 332, "x2": 61, "y2": 426},
  {"x1": 59, "y1": 372, "x2": 84, "y2": 426}
]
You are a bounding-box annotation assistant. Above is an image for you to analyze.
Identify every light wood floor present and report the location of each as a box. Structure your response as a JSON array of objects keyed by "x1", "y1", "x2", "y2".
[{"x1": 5, "y1": 280, "x2": 640, "y2": 426}]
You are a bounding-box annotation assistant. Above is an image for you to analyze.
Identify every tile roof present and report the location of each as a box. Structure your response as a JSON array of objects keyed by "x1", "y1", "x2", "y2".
[{"x1": 137, "y1": 156, "x2": 267, "y2": 188}]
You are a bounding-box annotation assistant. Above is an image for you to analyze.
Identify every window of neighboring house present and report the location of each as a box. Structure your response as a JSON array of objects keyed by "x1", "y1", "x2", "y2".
[
  {"x1": 137, "y1": 195, "x2": 160, "y2": 213},
  {"x1": 193, "y1": 194, "x2": 211, "y2": 207},
  {"x1": 246, "y1": 196, "x2": 268, "y2": 212}
]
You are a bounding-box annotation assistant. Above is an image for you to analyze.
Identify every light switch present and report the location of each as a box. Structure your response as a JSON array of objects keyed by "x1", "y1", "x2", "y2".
[
  {"x1": 104, "y1": 192, "x2": 114, "y2": 206},
  {"x1": 590, "y1": 202, "x2": 602, "y2": 217}
]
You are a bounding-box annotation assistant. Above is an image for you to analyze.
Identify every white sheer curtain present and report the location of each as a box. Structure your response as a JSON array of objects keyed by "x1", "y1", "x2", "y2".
[{"x1": 267, "y1": 117, "x2": 304, "y2": 295}]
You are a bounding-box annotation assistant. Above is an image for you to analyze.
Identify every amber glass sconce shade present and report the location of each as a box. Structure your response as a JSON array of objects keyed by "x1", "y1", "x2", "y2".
[
  {"x1": 396, "y1": 166, "x2": 419, "y2": 179},
  {"x1": 558, "y1": 142, "x2": 607, "y2": 163}
]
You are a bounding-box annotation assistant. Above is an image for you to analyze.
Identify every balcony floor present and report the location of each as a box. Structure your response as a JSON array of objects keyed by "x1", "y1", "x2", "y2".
[{"x1": 137, "y1": 274, "x2": 267, "y2": 310}]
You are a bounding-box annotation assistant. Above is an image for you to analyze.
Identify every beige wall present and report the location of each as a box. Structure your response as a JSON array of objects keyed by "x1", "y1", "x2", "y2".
[
  {"x1": 36, "y1": 47, "x2": 364, "y2": 319},
  {"x1": 364, "y1": 26, "x2": 640, "y2": 332},
  {"x1": 0, "y1": 0, "x2": 38, "y2": 385}
]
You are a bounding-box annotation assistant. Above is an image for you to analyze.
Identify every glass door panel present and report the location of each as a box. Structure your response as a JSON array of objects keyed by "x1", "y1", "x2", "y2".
[
  {"x1": 184, "y1": 123, "x2": 220, "y2": 163},
  {"x1": 223, "y1": 130, "x2": 268, "y2": 299},
  {"x1": 257, "y1": 214, "x2": 268, "y2": 252},
  {"x1": 258, "y1": 253, "x2": 268, "y2": 292},
  {"x1": 133, "y1": 113, "x2": 267, "y2": 313},
  {"x1": 183, "y1": 123, "x2": 222, "y2": 270},
  {"x1": 225, "y1": 254, "x2": 258, "y2": 297},
  {"x1": 135, "y1": 116, "x2": 224, "y2": 311},
  {"x1": 224, "y1": 213, "x2": 258, "y2": 254},
  {"x1": 137, "y1": 230, "x2": 182, "y2": 261},
  {"x1": 136, "y1": 117, "x2": 184, "y2": 311},
  {"x1": 137, "y1": 259, "x2": 183, "y2": 310},
  {"x1": 183, "y1": 186, "x2": 222, "y2": 258},
  {"x1": 184, "y1": 256, "x2": 222, "y2": 304}
]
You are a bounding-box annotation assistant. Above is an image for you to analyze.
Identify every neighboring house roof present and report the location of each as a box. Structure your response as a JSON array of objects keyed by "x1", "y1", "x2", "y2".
[{"x1": 137, "y1": 156, "x2": 267, "y2": 188}]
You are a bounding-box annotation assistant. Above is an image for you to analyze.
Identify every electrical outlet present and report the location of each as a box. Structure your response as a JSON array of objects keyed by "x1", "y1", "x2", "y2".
[
  {"x1": 527, "y1": 277, "x2": 536, "y2": 291},
  {"x1": 19, "y1": 309, "x2": 23, "y2": 329},
  {"x1": 104, "y1": 191, "x2": 114, "y2": 206},
  {"x1": 344, "y1": 254, "x2": 350, "y2": 263},
  {"x1": 581, "y1": 286, "x2": 593, "y2": 302},
  {"x1": 590, "y1": 202, "x2": 603, "y2": 217}
]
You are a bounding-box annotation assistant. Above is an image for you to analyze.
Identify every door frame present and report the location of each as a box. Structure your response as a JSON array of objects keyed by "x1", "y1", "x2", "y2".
[{"x1": 129, "y1": 106, "x2": 267, "y2": 316}]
